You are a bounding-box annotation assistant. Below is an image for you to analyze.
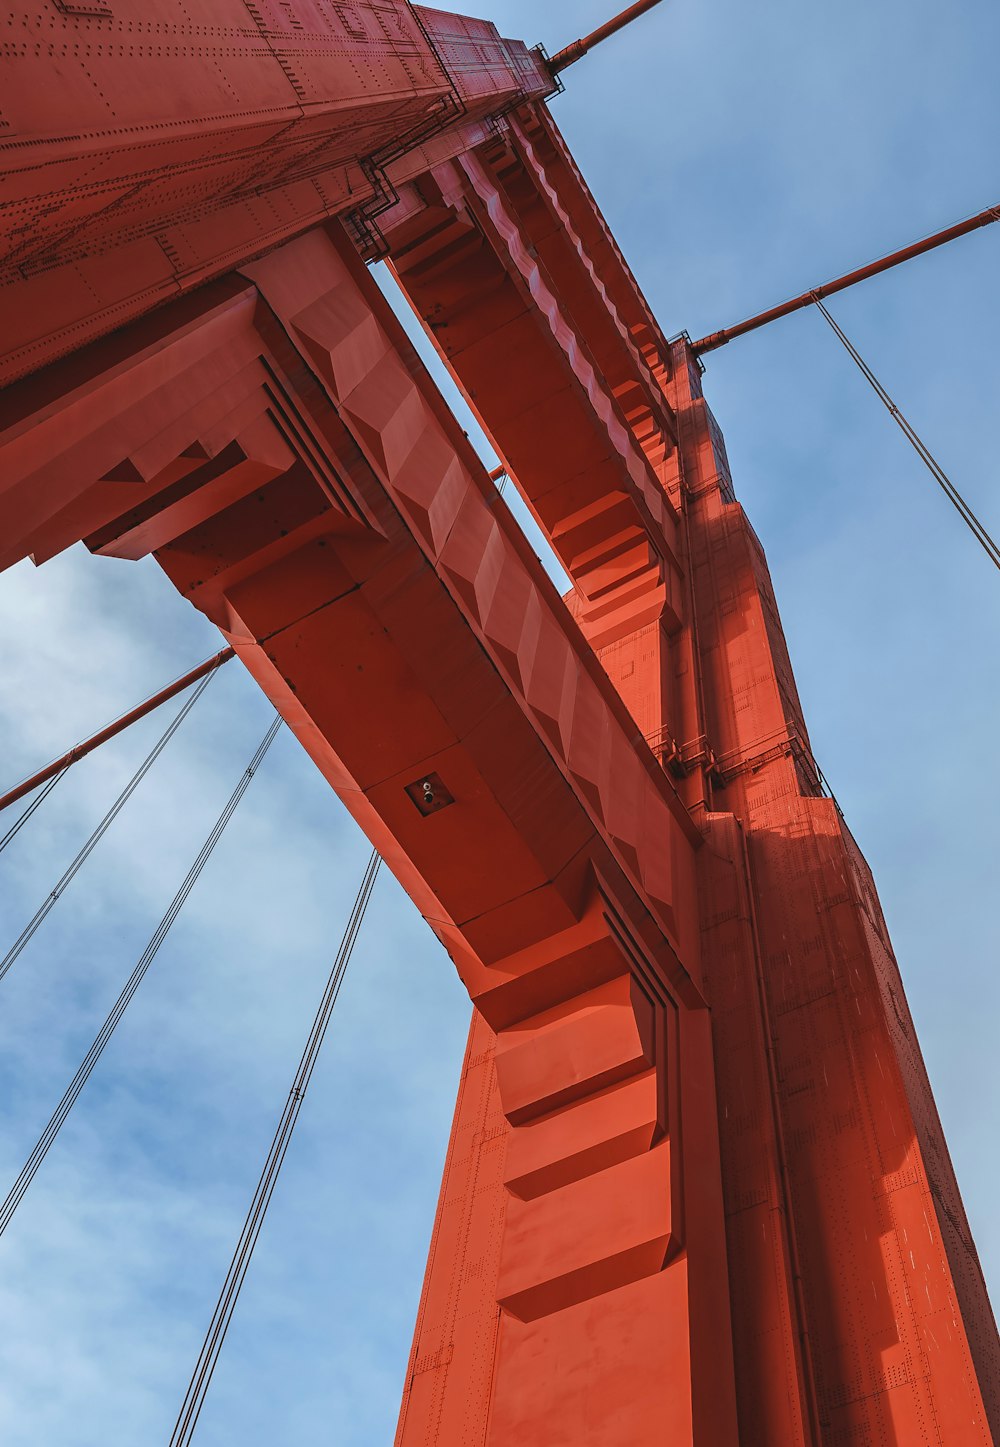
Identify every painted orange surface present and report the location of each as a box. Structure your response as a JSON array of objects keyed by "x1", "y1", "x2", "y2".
[{"x1": 0, "y1": 7, "x2": 997, "y2": 1442}]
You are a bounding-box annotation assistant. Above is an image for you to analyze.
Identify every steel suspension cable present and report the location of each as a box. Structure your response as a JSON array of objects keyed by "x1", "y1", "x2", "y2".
[
  {"x1": 814, "y1": 296, "x2": 1000, "y2": 574},
  {"x1": 0, "y1": 647, "x2": 235, "y2": 820},
  {"x1": 693, "y1": 201, "x2": 1000, "y2": 353},
  {"x1": 0, "y1": 669, "x2": 218, "y2": 986},
  {"x1": 0, "y1": 714, "x2": 282, "y2": 1240},
  {"x1": 0, "y1": 768, "x2": 68, "y2": 857},
  {"x1": 168, "y1": 847, "x2": 382, "y2": 1447}
]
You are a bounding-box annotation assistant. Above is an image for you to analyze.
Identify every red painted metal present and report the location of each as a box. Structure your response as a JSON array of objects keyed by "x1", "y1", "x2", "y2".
[
  {"x1": 0, "y1": 648, "x2": 234, "y2": 816},
  {"x1": 0, "y1": 8, "x2": 998, "y2": 1444},
  {"x1": 693, "y1": 201, "x2": 1000, "y2": 353},
  {"x1": 0, "y1": 3, "x2": 554, "y2": 384},
  {"x1": 379, "y1": 110, "x2": 1000, "y2": 1443},
  {"x1": 550, "y1": 1, "x2": 667, "y2": 73}
]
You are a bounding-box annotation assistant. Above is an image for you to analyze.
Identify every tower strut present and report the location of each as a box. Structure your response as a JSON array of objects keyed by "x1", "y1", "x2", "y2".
[
  {"x1": 550, "y1": 0, "x2": 666, "y2": 73},
  {"x1": 0, "y1": 648, "x2": 235, "y2": 818},
  {"x1": 693, "y1": 201, "x2": 1000, "y2": 353}
]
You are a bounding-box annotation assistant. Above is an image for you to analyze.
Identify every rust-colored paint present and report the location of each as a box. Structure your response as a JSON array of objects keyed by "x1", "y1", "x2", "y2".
[{"x1": 0, "y1": 6, "x2": 997, "y2": 1443}]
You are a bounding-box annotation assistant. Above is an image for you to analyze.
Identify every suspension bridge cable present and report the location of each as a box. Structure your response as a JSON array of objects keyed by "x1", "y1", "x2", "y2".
[
  {"x1": 0, "y1": 647, "x2": 235, "y2": 819},
  {"x1": 168, "y1": 847, "x2": 382, "y2": 1447},
  {"x1": 814, "y1": 296, "x2": 1000, "y2": 575},
  {"x1": 0, "y1": 668, "x2": 219, "y2": 987},
  {"x1": 0, "y1": 769, "x2": 68, "y2": 857},
  {"x1": 693, "y1": 200, "x2": 1000, "y2": 353},
  {"x1": 0, "y1": 715, "x2": 283, "y2": 1241}
]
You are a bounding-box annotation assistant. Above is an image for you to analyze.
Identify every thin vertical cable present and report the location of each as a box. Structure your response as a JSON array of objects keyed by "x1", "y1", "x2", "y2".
[
  {"x1": 814, "y1": 296, "x2": 1000, "y2": 572},
  {"x1": 0, "y1": 715, "x2": 283, "y2": 1239},
  {"x1": 0, "y1": 648, "x2": 235, "y2": 818},
  {"x1": 168, "y1": 848, "x2": 382, "y2": 1447},
  {"x1": 0, "y1": 669, "x2": 217, "y2": 985},
  {"x1": 0, "y1": 769, "x2": 68, "y2": 856}
]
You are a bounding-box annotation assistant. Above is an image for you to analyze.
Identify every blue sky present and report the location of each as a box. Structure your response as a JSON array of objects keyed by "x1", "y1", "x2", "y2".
[{"x1": 0, "y1": 1, "x2": 998, "y2": 1441}]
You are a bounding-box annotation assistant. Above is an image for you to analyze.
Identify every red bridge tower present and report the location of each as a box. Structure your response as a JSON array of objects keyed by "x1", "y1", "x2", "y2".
[{"x1": 0, "y1": 4, "x2": 996, "y2": 1443}]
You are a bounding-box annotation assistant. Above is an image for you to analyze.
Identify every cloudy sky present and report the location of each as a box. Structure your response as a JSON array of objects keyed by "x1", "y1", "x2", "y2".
[{"x1": 1, "y1": 1, "x2": 998, "y2": 1441}]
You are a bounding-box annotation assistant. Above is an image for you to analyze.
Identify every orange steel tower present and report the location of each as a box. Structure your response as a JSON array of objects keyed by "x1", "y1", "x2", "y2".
[{"x1": 0, "y1": 5, "x2": 997, "y2": 1443}]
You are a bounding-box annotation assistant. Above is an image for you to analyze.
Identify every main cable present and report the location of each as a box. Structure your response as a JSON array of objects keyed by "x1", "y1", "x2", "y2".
[
  {"x1": 814, "y1": 296, "x2": 1000, "y2": 574},
  {"x1": 0, "y1": 714, "x2": 283, "y2": 1240},
  {"x1": 168, "y1": 847, "x2": 382, "y2": 1447},
  {"x1": 0, "y1": 669, "x2": 217, "y2": 986}
]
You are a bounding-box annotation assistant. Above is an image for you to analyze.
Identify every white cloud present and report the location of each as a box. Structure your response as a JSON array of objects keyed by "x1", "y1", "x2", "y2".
[{"x1": 0, "y1": 549, "x2": 471, "y2": 1445}]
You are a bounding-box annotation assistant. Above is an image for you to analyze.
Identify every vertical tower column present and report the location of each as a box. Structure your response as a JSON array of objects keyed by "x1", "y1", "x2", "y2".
[
  {"x1": 395, "y1": 904, "x2": 729, "y2": 1447},
  {"x1": 384, "y1": 93, "x2": 1000, "y2": 1439},
  {"x1": 385, "y1": 112, "x2": 740, "y2": 1447},
  {"x1": 668, "y1": 339, "x2": 1000, "y2": 1446}
]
